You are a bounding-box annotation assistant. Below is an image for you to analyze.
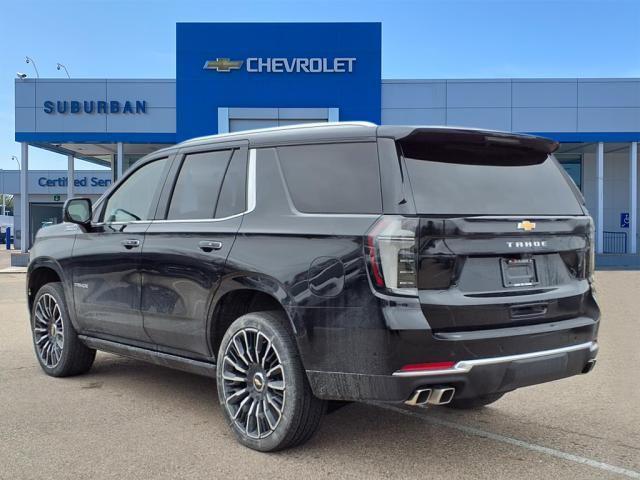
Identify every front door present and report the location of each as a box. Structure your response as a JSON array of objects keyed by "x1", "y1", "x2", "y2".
[
  {"x1": 140, "y1": 142, "x2": 249, "y2": 358},
  {"x1": 71, "y1": 155, "x2": 172, "y2": 344}
]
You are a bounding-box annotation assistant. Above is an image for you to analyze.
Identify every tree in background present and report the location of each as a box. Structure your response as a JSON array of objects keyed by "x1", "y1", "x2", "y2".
[{"x1": 1, "y1": 195, "x2": 14, "y2": 216}]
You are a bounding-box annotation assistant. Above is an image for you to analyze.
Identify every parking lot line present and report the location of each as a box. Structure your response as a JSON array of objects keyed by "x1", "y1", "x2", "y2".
[{"x1": 380, "y1": 404, "x2": 640, "y2": 479}]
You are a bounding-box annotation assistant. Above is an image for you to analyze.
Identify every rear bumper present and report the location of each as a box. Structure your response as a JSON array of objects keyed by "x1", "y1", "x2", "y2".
[{"x1": 307, "y1": 340, "x2": 598, "y2": 402}]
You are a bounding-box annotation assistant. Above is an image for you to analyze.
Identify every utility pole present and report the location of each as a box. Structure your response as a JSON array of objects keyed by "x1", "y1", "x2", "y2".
[{"x1": 1, "y1": 169, "x2": 5, "y2": 215}]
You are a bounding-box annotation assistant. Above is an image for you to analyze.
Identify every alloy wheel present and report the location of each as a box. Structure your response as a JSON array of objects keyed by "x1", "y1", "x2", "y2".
[
  {"x1": 221, "y1": 328, "x2": 286, "y2": 439},
  {"x1": 33, "y1": 293, "x2": 64, "y2": 368}
]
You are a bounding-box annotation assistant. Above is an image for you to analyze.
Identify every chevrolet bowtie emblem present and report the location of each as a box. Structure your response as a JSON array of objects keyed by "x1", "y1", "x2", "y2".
[
  {"x1": 517, "y1": 220, "x2": 536, "y2": 232},
  {"x1": 203, "y1": 58, "x2": 244, "y2": 72}
]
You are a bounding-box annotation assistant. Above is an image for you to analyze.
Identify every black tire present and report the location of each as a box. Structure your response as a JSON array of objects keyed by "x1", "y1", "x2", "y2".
[
  {"x1": 216, "y1": 311, "x2": 326, "y2": 451},
  {"x1": 446, "y1": 392, "x2": 505, "y2": 410},
  {"x1": 31, "y1": 282, "x2": 96, "y2": 377}
]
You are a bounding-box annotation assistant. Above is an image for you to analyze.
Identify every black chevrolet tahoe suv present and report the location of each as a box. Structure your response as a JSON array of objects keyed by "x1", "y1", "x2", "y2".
[{"x1": 27, "y1": 123, "x2": 599, "y2": 451}]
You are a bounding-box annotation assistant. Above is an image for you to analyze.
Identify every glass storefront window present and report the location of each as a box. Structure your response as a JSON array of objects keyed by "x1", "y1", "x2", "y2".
[
  {"x1": 556, "y1": 153, "x2": 583, "y2": 191},
  {"x1": 30, "y1": 203, "x2": 64, "y2": 245},
  {"x1": 124, "y1": 154, "x2": 146, "y2": 171}
]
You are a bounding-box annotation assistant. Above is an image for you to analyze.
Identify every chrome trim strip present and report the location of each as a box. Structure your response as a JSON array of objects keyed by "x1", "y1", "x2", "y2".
[
  {"x1": 246, "y1": 148, "x2": 257, "y2": 213},
  {"x1": 101, "y1": 149, "x2": 258, "y2": 225},
  {"x1": 392, "y1": 341, "x2": 597, "y2": 378}
]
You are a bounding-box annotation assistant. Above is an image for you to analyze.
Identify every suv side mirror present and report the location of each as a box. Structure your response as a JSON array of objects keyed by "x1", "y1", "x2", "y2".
[{"x1": 63, "y1": 198, "x2": 92, "y2": 226}]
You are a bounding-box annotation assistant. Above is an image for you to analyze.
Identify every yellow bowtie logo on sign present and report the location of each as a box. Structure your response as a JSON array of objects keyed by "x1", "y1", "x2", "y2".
[{"x1": 203, "y1": 58, "x2": 244, "y2": 72}]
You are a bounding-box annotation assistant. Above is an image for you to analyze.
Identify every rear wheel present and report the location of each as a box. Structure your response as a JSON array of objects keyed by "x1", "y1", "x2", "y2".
[
  {"x1": 31, "y1": 282, "x2": 96, "y2": 377},
  {"x1": 216, "y1": 311, "x2": 325, "y2": 451},
  {"x1": 446, "y1": 392, "x2": 505, "y2": 409}
]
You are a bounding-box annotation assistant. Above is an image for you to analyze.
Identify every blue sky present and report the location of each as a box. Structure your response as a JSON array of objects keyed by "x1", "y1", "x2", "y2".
[{"x1": 1, "y1": 0, "x2": 639, "y2": 171}]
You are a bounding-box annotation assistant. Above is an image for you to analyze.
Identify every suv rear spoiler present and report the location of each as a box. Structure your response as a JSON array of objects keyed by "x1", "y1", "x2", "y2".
[{"x1": 378, "y1": 126, "x2": 559, "y2": 155}]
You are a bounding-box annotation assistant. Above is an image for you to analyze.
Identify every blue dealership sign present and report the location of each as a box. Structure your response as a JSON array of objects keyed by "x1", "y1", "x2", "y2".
[{"x1": 176, "y1": 23, "x2": 382, "y2": 141}]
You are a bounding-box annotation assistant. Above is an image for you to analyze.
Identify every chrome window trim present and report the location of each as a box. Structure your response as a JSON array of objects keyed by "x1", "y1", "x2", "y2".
[
  {"x1": 289, "y1": 213, "x2": 381, "y2": 218},
  {"x1": 392, "y1": 341, "x2": 598, "y2": 378},
  {"x1": 97, "y1": 148, "x2": 257, "y2": 226},
  {"x1": 151, "y1": 148, "x2": 256, "y2": 224},
  {"x1": 246, "y1": 148, "x2": 257, "y2": 213},
  {"x1": 92, "y1": 146, "x2": 382, "y2": 227}
]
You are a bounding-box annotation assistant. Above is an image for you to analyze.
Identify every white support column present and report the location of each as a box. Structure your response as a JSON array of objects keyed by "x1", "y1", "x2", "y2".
[
  {"x1": 67, "y1": 154, "x2": 75, "y2": 200},
  {"x1": 596, "y1": 142, "x2": 604, "y2": 254},
  {"x1": 630, "y1": 142, "x2": 638, "y2": 254},
  {"x1": 328, "y1": 108, "x2": 340, "y2": 122},
  {"x1": 116, "y1": 142, "x2": 124, "y2": 180},
  {"x1": 217, "y1": 108, "x2": 229, "y2": 134},
  {"x1": 20, "y1": 143, "x2": 29, "y2": 253}
]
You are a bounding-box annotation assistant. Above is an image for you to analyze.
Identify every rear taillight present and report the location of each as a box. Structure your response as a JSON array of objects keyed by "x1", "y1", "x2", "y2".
[
  {"x1": 586, "y1": 217, "x2": 596, "y2": 285},
  {"x1": 365, "y1": 216, "x2": 418, "y2": 296}
]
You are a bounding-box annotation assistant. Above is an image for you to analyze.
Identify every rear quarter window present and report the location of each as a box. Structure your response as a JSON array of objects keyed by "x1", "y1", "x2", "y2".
[{"x1": 277, "y1": 142, "x2": 382, "y2": 214}]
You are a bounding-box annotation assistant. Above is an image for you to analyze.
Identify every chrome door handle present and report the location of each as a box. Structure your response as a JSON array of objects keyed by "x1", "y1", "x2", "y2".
[
  {"x1": 121, "y1": 239, "x2": 141, "y2": 249},
  {"x1": 199, "y1": 240, "x2": 223, "y2": 252}
]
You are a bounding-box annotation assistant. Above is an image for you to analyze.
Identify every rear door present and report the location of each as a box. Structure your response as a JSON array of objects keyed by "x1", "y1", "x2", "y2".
[
  {"x1": 382, "y1": 132, "x2": 593, "y2": 332},
  {"x1": 140, "y1": 141, "x2": 249, "y2": 358}
]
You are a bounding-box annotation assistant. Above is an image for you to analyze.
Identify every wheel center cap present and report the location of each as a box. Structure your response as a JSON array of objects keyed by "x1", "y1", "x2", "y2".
[{"x1": 253, "y1": 372, "x2": 265, "y2": 392}]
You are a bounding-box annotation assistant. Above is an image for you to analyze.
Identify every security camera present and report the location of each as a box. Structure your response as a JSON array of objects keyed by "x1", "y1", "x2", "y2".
[{"x1": 16, "y1": 72, "x2": 27, "y2": 79}]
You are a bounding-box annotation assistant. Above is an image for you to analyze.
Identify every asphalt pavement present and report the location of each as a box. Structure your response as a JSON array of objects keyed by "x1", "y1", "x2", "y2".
[{"x1": 1, "y1": 271, "x2": 639, "y2": 479}]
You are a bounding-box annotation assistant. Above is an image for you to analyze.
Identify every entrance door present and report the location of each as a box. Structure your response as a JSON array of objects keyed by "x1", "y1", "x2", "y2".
[
  {"x1": 140, "y1": 142, "x2": 249, "y2": 358},
  {"x1": 30, "y1": 203, "x2": 64, "y2": 246},
  {"x1": 71, "y1": 155, "x2": 172, "y2": 344}
]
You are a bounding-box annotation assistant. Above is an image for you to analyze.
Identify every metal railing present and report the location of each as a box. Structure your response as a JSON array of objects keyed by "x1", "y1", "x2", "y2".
[{"x1": 602, "y1": 231, "x2": 627, "y2": 254}]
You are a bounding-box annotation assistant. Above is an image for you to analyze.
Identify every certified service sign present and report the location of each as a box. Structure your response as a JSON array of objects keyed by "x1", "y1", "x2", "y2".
[{"x1": 204, "y1": 57, "x2": 356, "y2": 73}]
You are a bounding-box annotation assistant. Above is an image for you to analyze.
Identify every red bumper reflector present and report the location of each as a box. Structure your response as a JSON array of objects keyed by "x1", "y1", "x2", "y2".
[{"x1": 399, "y1": 361, "x2": 456, "y2": 372}]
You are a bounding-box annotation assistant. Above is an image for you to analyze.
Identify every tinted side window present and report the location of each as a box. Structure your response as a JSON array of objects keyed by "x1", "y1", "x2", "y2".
[
  {"x1": 277, "y1": 143, "x2": 382, "y2": 214},
  {"x1": 215, "y1": 149, "x2": 247, "y2": 218},
  {"x1": 104, "y1": 157, "x2": 169, "y2": 223},
  {"x1": 167, "y1": 150, "x2": 232, "y2": 220}
]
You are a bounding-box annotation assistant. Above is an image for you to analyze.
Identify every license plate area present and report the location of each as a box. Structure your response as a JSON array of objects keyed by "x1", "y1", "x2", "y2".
[{"x1": 501, "y1": 257, "x2": 538, "y2": 287}]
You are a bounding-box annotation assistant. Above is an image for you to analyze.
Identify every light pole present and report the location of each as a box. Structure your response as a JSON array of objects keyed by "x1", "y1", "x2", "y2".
[
  {"x1": 56, "y1": 63, "x2": 70, "y2": 78},
  {"x1": 25, "y1": 56, "x2": 39, "y2": 78},
  {"x1": 11, "y1": 155, "x2": 20, "y2": 169},
  {"x1": 1, "y1": 169, "x2": 4, "y2": 216}
]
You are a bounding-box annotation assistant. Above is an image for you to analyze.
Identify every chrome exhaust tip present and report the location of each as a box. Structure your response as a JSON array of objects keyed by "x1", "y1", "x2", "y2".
[
  {"x1": 582, "y1": 359, "x2": 596, "y2": 374},
  {"x1": 427, "y1": 387, "x2": 456, "y2": 405},
  {"x1": 405, "y1": 388, "x2": 432, "y2": 406}
]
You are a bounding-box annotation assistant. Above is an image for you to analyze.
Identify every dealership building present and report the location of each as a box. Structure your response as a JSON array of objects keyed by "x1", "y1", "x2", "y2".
[{"x1": 12, "y1": 22, "x2": 640, "y2": 265}]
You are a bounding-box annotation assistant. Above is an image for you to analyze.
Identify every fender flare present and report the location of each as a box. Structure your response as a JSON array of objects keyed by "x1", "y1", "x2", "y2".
[
  {"x1": 27, "y1": 257, "x2": 79, "y2": 329},
  {"x1": 205, "y1": 272, "x2": 299, "y2": 354}
]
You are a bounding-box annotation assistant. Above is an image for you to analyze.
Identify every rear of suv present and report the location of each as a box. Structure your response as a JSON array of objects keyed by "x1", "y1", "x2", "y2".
[{"x1": 27, "y1": 123, "x2": 599, "y2": 452}]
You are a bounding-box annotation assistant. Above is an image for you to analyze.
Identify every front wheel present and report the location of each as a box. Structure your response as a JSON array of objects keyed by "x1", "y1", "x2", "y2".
[
  {"x1": 216, "y1": 311, "x2": 326, "y2": 451},
  {"x1": 31, "y1": 282, "x2": 96, "y2": 377}
]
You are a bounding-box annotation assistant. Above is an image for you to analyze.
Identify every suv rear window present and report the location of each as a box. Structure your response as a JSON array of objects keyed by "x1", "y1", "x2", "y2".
[
  {"x1": 277, "y1": 142, "x2": 382, "y2": 214},
  {"x1": 401, "y1": 141, "x2": 583, "y2": 216}
]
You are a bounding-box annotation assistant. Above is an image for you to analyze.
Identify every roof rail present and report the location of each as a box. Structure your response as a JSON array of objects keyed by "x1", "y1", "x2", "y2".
[{"x1": 181, "y1": 121, "x2": 377, "y2": 145}]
